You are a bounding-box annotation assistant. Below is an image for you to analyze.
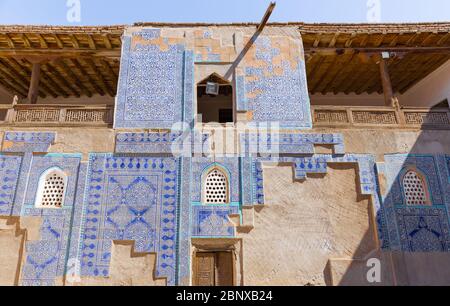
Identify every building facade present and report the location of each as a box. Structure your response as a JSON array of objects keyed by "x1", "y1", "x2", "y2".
[{"x1": 0, "y1": 22, "x2": 449, "y2": 286}]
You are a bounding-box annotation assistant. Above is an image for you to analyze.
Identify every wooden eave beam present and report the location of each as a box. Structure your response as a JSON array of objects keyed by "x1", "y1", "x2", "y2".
[
  {"x1": 56, "y1": 59, "x2": 93, "y2": 97},
  {"x1": 0, "y1": 49, "x2": 121, "y2": 59},
  {"x1": 1, "y1": 58, "x2": 51, "y2": 98},
  {"x1": 69, "y1": 58, "x2": 106, "y2": 96},
  {"x1": 44, "y1": 62, "x2": 81, "y2": 97},
  {"x1": 304, "y1": 46, "x2": 450, "y2": 55},
  {"x1": 82, "y1": 58, "x2": 115, "y2": 97}
]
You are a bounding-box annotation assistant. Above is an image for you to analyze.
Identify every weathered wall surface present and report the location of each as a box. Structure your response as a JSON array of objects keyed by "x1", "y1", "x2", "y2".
[{"x1": 238, "y1": 164, "x2": 377, "y2": 286}]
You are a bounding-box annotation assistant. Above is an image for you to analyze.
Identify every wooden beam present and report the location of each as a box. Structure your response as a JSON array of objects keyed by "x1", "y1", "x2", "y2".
[
  {"x1": 52, "y1": 34, "x2": 64, "y2": 49},
  {"x1": 0, "y1": 60, "x2": 31, "y2": 95},
  {"x1": 1, "y1": 58, "x2": 50, "y2": 98},
  {"x1": 379, "y1": 55, "x2": 394, "y2": 106},
  {"x1": 304, "y1": 46, "x2": 450, "y2": 54},
  {"x1": 69, "y1": 58, "x2": 106, "y2": 96},
  {"x1": 56, "y1": 59, "x2": 93, "y2": 97},
  {"x1": 83, "y1": 58, "x2": 114, "y2": 96},
  {"x1": 102, "y1": 34, "x2": 112, "y2": 49},
  {"x1": 257, "y1": 2, "x2": 276, "y2": 32},
  {"x1": 0, "y1": 48, "x2": 120, "y2": 58},
  {"x1": 27, "y1": 63, "x2": 41, "y2": 104},
  {"x1": 44, "y1": 62, "x2": 81, "y2": 97}
]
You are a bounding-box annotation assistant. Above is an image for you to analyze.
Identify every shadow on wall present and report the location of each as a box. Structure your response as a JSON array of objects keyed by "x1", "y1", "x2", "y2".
[{"x1": 330, "y1": 110, "x2": 450, "y2": 286}]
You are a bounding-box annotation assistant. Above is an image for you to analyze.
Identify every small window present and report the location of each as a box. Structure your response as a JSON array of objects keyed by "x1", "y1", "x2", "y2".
[
  {"x1": 35, "y1": 168, "x2": 67, "y2": 208},
  {"x1": 402, "y1": 170, "x2": 430, "y2": 206},
  {"x1": 203, "y1": 168, "x2": 229, "y2": 204},
  {"x1": 197, "y1": 73, "x2": 234, "y2": 124}
]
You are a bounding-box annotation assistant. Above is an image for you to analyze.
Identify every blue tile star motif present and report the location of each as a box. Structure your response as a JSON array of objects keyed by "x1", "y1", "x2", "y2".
[{"x1": 79, "y1": 154, "x2": 179, "y2": 285}]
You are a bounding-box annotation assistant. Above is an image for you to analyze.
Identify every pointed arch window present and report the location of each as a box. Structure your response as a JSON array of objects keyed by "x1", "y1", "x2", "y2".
[
  {"x1": 402, "y1": 169, "x2": 430, "y2": 206},
  {"x1": 35, "y1": 168, "x2": 67, "y2": 208},
  {"x1": 203, "y1": 168, "x2": 229, "y2": 204}
]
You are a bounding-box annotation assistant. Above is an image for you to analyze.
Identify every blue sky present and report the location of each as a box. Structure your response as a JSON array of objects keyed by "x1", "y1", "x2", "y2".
[{"x1": 0, "y1": 0, "x2": 449, "y2": 25}]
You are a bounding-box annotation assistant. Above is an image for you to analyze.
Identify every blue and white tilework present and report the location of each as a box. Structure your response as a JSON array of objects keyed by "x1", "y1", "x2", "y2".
[
  {"x1": 191, "y1": 205, "x2": 240, "y2": 237},
  {"x1": 2, "y1": 132, "x2": 56, "y2": 153},
  {"x1": 243, "y1": 36, "x2": 312, "y2": 129},
  {"x1": 191, "y1": 158, "x2": 240, "y2": 204},
  {"x1": 0, "y1": 155, "x2": 22, "y2": 215},
  {"x1": 79, "y1": 154, "x2": 179, "y2": 285},
  {"x1": 240, "y1": 132, "x2": 345, "y2": 156},
  {"x1": 114, "y1": 29, "x2": 186, "y2": 128},
  {"x1": 379, "y1": 154, "x2": 450, "y2": 252},
  {"x1": 20, "y1": 154, "x2": 82, "y2": 286},
  {"x1": 115, "y1": 131, "x2": 210, "y2": 155}
]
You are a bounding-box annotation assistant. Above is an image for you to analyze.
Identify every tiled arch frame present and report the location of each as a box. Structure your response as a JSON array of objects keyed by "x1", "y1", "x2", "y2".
[
  {"x1": 201, "y1": 163, "x2": 231, "y2": 205},
  {"x1": 399, "y1": 166, "x2": 432, "y2": 207}
]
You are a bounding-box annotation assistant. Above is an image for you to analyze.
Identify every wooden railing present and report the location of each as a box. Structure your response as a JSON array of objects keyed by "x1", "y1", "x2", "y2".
[
  {"x1": 0, "y1": 104, "x2": 114, "y2": 127},
  {"x1": 312, "y1": 105, "x2": 450, "y2": 129}
]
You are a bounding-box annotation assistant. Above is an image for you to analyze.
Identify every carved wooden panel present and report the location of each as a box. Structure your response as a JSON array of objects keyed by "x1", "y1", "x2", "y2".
[
  {"x1": 314, "y1": 110, "x2": 349, "y2": 124},
  {"x1": 194, "y1": 253, "x2": 215, "y2": 286},
  {"x1": 404, "y1": 112, "x2": 450, "y2": 125},
  {"x1": 352, "y1": 111, "x2": 397, "y2": 124}
]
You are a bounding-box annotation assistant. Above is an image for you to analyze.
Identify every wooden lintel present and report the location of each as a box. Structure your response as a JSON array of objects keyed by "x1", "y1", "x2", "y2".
[
  {"x1": 0, "y1": 48, "x2": 121, "y2": 59},
  {"x1": 305, "y1": 46, "x2": 450, "y2": 55}
]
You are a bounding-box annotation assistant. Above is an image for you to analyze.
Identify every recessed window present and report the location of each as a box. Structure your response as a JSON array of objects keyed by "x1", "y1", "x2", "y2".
[
  {"x1": 35, "y1": 168, "x2": 67, "y2": 208},
  {"x1": 203, "y1": 168, "x2": 229, "y2": 204},
  {"x1": 402, "y1": 170, "x2": 430, "y2": 206},
  {"x1": 197, "y1": 73, "x2": 234, "y2": 124}
]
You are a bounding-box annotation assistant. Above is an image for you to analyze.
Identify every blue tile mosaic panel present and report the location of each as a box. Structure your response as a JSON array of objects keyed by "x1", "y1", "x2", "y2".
[
  {"x1": 191, "y1": 205, "x2": 239, "y2": 237},
  {"x1": 114, "y1": 29, "x2": 187, "y2": 129},
  {"x1": 240, "y1": 133, "x2": 344, "y2": 156},
  {"x1": 396, "y1": 207, "x2": 450, "y2": 252},
  {"x1": 380, "y1": 154, "x2": 450, "y2": 252},
  {"x1": 20, "y1": 154, "x2": 82, "y2": 286},
  {"x1": 191, "y1": 158, "x2": 240, "y2": 204},
  {"x1": 243, "y1": 36, "x2": 312, "y2": 129},
  {"x1": 2, "y1": 132, "x2": 56, "y2": 153},
  {"x1": 0, "y1": 155, "x2": 22, "y2": 215},
  {"x1": 115, "y1": 131, "x2": 210, "y2": 155},
  {"x1": 79, "y1": 154, "x2": 179, "y2": 285}
]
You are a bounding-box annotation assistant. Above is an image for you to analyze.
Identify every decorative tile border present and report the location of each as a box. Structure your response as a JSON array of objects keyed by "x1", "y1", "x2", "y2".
[
  {"x1": 2, "y1": 132, "x2": 56, "y2": 153},
  {"x1": 115, "y1": 131, "x2": 210, "y2": 155}
]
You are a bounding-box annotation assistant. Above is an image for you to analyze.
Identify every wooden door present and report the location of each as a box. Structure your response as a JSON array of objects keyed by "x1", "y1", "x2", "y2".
[
  {"x1": 194, "y1": 253, "x2": 216, "y2": 286},
  {"x1": 194, "y1": 252, "x2": 234, "y2": 286}
]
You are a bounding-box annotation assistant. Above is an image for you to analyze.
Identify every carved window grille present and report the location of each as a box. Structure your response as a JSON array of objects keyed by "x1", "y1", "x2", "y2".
[
  {"x1": 402, "y1": 170, "x2": 430, "y2": 206},
  {"x1": 35, "y1": 168, "x2": 67, "y2": 208},
  {"x1": 203, "y1": 168, "x2": 229, "y2": 204}
]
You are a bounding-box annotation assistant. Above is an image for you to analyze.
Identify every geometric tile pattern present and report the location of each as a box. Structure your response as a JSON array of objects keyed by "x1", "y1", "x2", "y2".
[
  {"x1": 20, "y1": 154, "x2": 82, "y2": 286},
  {"x1": 240, "y1": 133, "x2": 345, "y2": 156},
  {"x1": 396, "y1": 207, "x2": 450, "y2": 252},
  {"x1": 380, "y1": 154, "x2": 450, "y2": 252},
  {"x1": 79, "y1": 154, "x2": 179, "y2": 285},
  {"x1": 114, "y1": 29, "x2": 186, "y2": 129},
  {"x1": 243, "y1": 36, "x2": 312, "y2": 129},
  {"x1": 0, "y1": 155, "x2": 22, "y2": 215},
  {"x1": 191, "y1": 205, "x2": 239, "y2": 237},
  {"x1": 191, "y1": 158, "x2": 240, "y2": 204},
  {"x1": 2, "y1": 131, "x2": 56, "y2": 153},
  {"x1": 115, "y1": 131, "x2": 210, "y2": 155}
]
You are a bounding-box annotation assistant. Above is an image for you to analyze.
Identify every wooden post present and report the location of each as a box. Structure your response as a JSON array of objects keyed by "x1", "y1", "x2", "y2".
[
  {"x1": 27, "y1": 62, "x2": 41, "y2": 104},
  {"x1": 379, "y1": 54, "x2": 394, "y2": 107}
]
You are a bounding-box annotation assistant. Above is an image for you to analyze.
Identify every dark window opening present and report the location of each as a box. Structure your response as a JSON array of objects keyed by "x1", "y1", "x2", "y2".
[
  {"x1": 432, "y1": 99, "x2": 449, "y2": 109},
  {"x1": 197, "y1": 73, "x2": 234, "y2": 124}
]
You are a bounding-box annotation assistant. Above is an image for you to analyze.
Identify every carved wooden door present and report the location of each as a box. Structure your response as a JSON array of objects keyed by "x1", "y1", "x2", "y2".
[
  {"x1": 194, "y1": 253, "x2": 215, "y2": 286},
  {"x1": 194, "y1": 252, "x2": 234, "y2": 286}
]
